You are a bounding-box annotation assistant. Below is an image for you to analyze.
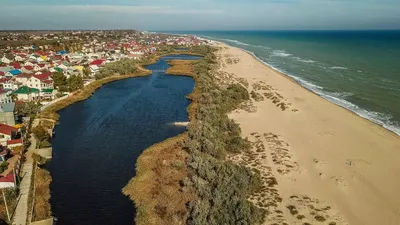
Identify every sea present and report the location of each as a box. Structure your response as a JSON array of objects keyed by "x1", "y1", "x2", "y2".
[{"x1": 170, "y1": 30, "x2": 400, "y2": 135}]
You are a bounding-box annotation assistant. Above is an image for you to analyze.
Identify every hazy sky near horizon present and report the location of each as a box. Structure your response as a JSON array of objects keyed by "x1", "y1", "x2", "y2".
[{"x1": 0, "y1": 0, "x2": 399, "y2": 30}]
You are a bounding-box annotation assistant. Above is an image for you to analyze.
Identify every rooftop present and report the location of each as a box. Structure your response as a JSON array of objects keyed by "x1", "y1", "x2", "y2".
[{"x1": 0, "y1": 102, "x2": 15, "y2": 113}]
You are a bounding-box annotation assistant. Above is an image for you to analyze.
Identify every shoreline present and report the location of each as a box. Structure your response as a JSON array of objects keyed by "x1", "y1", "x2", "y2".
[
  {"x1": 213, "y1": 40, "x2": 400, "y2": 136},
  {"x1": 217, "y1": 42, "x2": 400, "y2": 224}
]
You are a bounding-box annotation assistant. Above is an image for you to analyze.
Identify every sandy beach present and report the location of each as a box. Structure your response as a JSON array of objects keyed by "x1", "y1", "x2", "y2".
[{"x1": 216, "y1": 42, "x2": 400, "y2": 225}]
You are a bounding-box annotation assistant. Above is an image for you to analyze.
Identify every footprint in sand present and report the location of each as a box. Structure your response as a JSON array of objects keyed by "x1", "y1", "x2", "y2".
[{"x1": 331, "y1": 176, "x2": 347, "y2": 188}]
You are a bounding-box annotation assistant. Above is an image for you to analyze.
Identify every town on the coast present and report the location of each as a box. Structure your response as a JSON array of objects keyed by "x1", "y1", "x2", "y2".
[{"x1": 0, "y1": 30, "x2": 208, "y2": 224}]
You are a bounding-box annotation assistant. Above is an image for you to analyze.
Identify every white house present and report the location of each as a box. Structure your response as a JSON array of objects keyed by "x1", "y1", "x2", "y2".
[
  {"x1": 14, "y1": 55, "x2": 26, "y2": 62},
  {"x1": 89, "y1": 65, "x2": 99, "y2": 75},
  {"x1": 1, "y1": 56, "x2": 12, "y2": 64},
  {"x1": 27, "y1": 74, "x2": 54, "y2": 91},
  {"x1": 3, "y1": 79, "x2": 20, "y2": 91},
  {"x1": 23, "y1": 61, "x2": 35, "y2": 67},
  {"x1": 15, "y1": 73, "x2": 31, "y2": 86},
  {"x1": 13, "y1": 86, "x2": 40, "y2": 101},
  {"x1": 0, "y1": 89, "x2": 11, "y2": 104}
]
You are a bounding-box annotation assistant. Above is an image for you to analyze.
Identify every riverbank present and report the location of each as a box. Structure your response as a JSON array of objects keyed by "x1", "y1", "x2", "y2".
[
  {"x1": 122, "y1": 58, "x2": 199, "y2": 225},
  {"x1": 217, "y1": 42, "x2": 400, "y2": 224},
  {"x1": 122, "y1": 134, "x2": 191, "y2": 225}
]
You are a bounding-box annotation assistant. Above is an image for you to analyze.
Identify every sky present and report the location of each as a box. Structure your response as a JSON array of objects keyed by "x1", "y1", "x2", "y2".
[{"x1": 0, "y1": 0, "x2": 399, "y2": 30}]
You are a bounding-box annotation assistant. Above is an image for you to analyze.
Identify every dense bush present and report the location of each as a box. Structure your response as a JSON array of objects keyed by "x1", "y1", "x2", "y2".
[
  {"x1": 184, "y1": 45, "x2": 263, "y2": 224},
  {"x1": 52, "y1": 72, "x2": 83, "y2": 92},
  {"x1": 0, "y1": 161, "x2": 9, "y2": 173},
  {"x1": 32, "y1": 125, "x2": 51, "y2": 148},
  {"x1": 95, "y1": 58, "x2": 138, "y2": 80}
]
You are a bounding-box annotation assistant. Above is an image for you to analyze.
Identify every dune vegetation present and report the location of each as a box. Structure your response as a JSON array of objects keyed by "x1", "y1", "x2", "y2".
[{"x1": 123, "y1": 45, "x2": 264, "y2": 225}]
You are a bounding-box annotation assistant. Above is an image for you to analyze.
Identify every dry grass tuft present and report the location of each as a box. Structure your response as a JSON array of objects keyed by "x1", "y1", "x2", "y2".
[
  {"x1": 32, "y1": 166, "x2": 52, "y2": 222},
  {"x1": 166, "y1": 60, "x2": 198, "y2": 77},
  {"x1": 122, "y1": 134, "x2": 193, "y2": 225}
]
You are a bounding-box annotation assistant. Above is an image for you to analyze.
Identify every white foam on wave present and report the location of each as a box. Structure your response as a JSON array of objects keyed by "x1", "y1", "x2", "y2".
[
  {"x1": 239, "y1": 47, "x2": 400, "y2": 136},
  {"x1": 330, "y1": 66, "x2": 348, "y2": 70},
  {"x1": 293, "y1": 57, "x2": 316, "y2": 63},
  {"x1": 271, "y1": 50, "x2": 292, "y2": 57},
  {"x1": 219, "y1": 38, "x2": 250, "y2": 46},
  {"x1": 314, "y1": 90, "x2": 400, "y2": 135}
]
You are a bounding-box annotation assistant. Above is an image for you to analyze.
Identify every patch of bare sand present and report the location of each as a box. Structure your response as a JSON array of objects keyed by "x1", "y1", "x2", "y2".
[{"x1": 217, "y1": 42, "x2": 400, "y2": 225}]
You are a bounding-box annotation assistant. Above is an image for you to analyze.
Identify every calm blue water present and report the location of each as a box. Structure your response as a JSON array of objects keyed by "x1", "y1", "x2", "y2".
[
  {"x1": 47, "y1": 55, "x2": 199, "y2": 225},
  {"x1": 178, "y1": 30, "x2": 400, "y2": 135}
]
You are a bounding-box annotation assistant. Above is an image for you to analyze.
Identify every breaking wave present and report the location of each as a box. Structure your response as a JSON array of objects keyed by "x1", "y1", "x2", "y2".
[
  {"x1": 330, "y1": 66, "x2": 348, "y2": 70},
  {"x1": 271, "y1": 50, "x2": 292, "y2": 57}
]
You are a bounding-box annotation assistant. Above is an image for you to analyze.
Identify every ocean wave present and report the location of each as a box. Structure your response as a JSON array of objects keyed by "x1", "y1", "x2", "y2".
[
  {"x1": 219, "y1": 38, "x2": 250, "y2": 46},
  {"x1": 290, "y1": 76, "x2": 324, "y2": 90},
  {"x1": 239, "y1": 47, "x2": 400, "y2": 136},
  {"x1": 330, "y1": 66, "x2": 348, "y2": 70},
  {"x1": 315, "y1": 90, "x2": 400, "y2": 135},
  {"x1": 293, "y1": 57, "x2": 316, "y2": 64},
  {"x1": 271, "y1": 50, "x2": 292, "y2": 57}
]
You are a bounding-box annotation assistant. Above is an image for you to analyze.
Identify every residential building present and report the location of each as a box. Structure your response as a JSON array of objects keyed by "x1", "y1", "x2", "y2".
[
  {"x1": 13, "y1": 86, "x2": 40, "y2": 101},
  {"x1": 0, "y1": 103, "x2": 16, "y2": 126},
  {"x1": 0, "y1": 90, "x2": 12, "y2": 104},
  {"x1": 0, "y1": 124, "x2": 18, "y2": 146},
  {"x1": 5, "y1": 69, "x2": 21, "y2": 77},
  {"x1": 27, "y1": 73, "x2": 54, "y2": 91}
]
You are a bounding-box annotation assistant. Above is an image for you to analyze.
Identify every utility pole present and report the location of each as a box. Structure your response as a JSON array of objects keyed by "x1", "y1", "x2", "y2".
[{"x1": 2, "y1": 189, "x2": 10, "y2": 222}]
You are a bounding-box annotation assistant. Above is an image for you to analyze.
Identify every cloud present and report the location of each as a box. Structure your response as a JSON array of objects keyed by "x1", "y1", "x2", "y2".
[
  {"x1": 0, "y1": 0, "x2": 399, "y2": 30},
  {"x1": 62, "y1": 5, "x2": 224, "y2": 14},
  {"x1": 2, "y1": 4, "x2": 224, "y2": 15}
]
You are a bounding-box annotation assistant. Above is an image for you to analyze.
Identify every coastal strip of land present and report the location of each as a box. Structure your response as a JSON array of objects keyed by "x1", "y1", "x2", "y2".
[
  {"x1": 217, "y1": 42, "x2": 400, "y2": 225},
  {"x1": 123, "y1": 46, "x2": 265, "y2": 225}
]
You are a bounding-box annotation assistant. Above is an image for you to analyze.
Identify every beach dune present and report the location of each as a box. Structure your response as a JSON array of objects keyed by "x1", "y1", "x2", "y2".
[{"x1": 217, "y1": 43, "x2": 400, "y2": 225}]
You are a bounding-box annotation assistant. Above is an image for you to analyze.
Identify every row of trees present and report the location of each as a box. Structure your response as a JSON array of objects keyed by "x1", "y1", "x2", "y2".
[
  {"x1": 183, "y1": 46, "x2": 264, "y2": 224},
  {"x1": 95, "y1": 58, "x2": 138, "y2": 80}
]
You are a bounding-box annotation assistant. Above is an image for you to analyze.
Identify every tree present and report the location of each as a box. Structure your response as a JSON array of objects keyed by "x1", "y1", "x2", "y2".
[
  {"x1": 32, "y1": 125, "x2": 49, "y2": 143},
  {"x1": 15, "y1": 102, "x2": 41, "y2": 117},
  {"x1": 51, "y1": 72, "x2": 68, "y2": 92},
  {"x1": 67, "y1": 75, "x2": 83, "y2": 92},
  {"x1": 83, "y1": 65, "x2": 91, "y2": 78}
]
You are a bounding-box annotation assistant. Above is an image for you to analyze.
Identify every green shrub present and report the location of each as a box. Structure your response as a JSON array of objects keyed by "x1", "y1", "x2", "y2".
[
  {"x1": 95, "y1": 58, "x2": 138, "y2": 80},
  {"x1": 0, "y1": 161, "x2": 9, "y2": 173},
  {"x1": 39, "y1": 140, "x2": 52, "y2": 148},
  {"x1": 184, "y1": 45, "x2": 263, "y2": 225}
]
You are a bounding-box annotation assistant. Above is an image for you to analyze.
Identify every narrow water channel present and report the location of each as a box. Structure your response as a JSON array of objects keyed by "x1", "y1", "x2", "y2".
[{"x1": 47, "y1": 55, "x2": 199, "y2": 225}]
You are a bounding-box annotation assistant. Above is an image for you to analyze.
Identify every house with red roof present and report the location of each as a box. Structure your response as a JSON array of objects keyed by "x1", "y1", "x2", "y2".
[
  {"x1": 34, "y1": 64, "x2": 47, "y2": 71},
  {"x1": 90, "y1": 59, "x2": 105, "y2": 66},
  {"x1": 9, "y1": 62, "x2": 22, "y2": 70},
  {"x1": 6, "y1": 139, "x2": 23, "y2": 148},
  {"x1": 15, "y1": 73, "x2": 32, "y2": 86},
  {"x1": 0, "y1": 173, "x2": 15, "y2": 189},
  {"x1": 0, "y1": 71, "x2": 4, "y2": 77},
  {"x1": 0, "y1": 124, "x2": 18, "y2": 146},
  {"x1": 27, "y1": 73, "x2": 54, "y2": 91},
  {"x1": 21, "y1": 65, "x2": 34, "y2": 73}
]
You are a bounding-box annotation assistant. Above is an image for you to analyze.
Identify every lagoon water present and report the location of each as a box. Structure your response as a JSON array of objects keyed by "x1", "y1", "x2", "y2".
[
  {"x1": 47, "y1": 55, "x2": 199, "y2": 225},
  {"x1": 178, "y1": 30, "x2": 400, "y2": 135}
]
